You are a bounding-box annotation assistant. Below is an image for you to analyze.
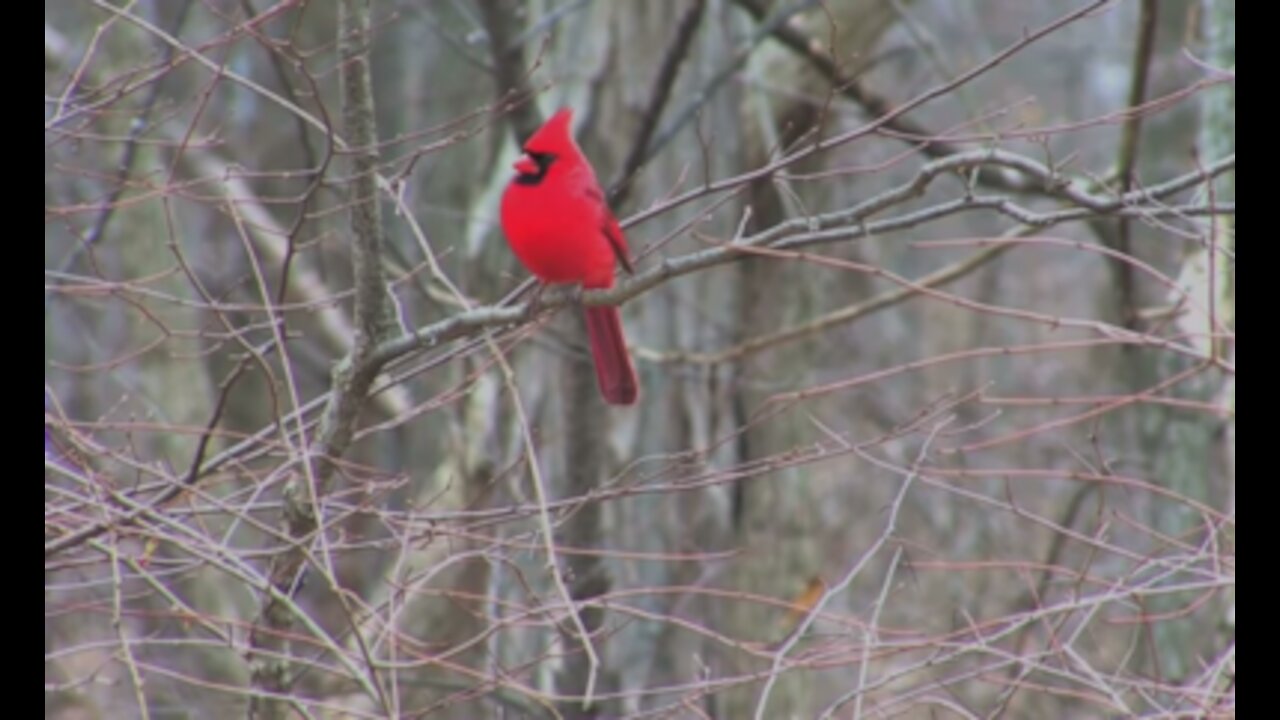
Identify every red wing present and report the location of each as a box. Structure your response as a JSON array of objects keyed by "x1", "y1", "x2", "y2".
[
  {"x1": 584, "y1": 185, "x2": 634, "y2": 275},
  {"x1": 601, "y1": 212, "x2": 633, "y2": 275}
]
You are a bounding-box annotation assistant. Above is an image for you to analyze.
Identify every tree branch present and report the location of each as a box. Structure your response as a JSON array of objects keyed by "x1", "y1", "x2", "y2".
[
  {"x1": 730, "y1": 0, "x2": 1114, "y2": 196},
  {"x1": 607, "y1": 0, "x2": 706, "y2": 206},
  {"x1": 249, "y1": 2, "x2": 396, "y2": 717}
]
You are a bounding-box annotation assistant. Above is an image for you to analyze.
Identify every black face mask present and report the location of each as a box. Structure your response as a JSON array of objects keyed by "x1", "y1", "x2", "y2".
[{"x1": 513, "y1": 152, "x2": 556, "y2": 186}]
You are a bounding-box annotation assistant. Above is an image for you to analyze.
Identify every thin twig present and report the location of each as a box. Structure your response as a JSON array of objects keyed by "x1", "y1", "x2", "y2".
[
  {"x1": 607, "y1": 0, "x2": 706, "y2": 206},
  {"x1": 754, "y1": 419, "x2": 946, "y2": 719}
]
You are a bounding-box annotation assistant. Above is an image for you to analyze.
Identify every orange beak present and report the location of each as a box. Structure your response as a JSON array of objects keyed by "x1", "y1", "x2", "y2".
[{"x1": 513, "y1": 154, "x2": 538, "y2": 175}]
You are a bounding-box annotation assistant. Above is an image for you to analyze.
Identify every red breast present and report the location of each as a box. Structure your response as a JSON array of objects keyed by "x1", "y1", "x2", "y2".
[{"x1": 500, "y1": 109, "x2": 626, "y2": 289}]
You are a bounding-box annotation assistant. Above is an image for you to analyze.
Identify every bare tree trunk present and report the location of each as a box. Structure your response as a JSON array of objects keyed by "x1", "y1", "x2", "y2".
[
  {"x1": 719, "y1": 3, "x2": 902, "y2": 715},
  {"x1": 552, "y1": 312, "x2": 619, "y2": 718},
  {"x1": 250, "y1": 1, "x2": 395, "y2": 716},
  {"x1": 721, "y1": 106, "x2": 824, "y2": 719}
]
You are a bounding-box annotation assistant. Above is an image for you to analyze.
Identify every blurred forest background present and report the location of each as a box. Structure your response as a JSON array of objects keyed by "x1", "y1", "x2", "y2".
[{"x1": 46, "y1": 0, "x2": 1235, "y2": 718}]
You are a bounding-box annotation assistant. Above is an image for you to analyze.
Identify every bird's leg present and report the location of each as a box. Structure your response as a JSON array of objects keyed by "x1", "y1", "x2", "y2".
[{"x1": 523, "y1": 282, "x2": 549, "y2": 318}]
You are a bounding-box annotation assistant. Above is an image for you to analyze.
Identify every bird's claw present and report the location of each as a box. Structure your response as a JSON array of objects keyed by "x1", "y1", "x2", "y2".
[{"x1": 524, "y1": 283, "x2": 548, "y2": 318}]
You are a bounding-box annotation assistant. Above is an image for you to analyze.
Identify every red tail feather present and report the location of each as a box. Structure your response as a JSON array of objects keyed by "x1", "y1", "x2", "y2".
[{"x1": 584, "y1": 306, "x2": 638, "y2": 405}]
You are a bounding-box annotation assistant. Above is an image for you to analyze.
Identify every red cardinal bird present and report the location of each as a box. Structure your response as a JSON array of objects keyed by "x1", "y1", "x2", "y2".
[{"x1": 500, "y1": 108, "x2": 639, "y2": 405}]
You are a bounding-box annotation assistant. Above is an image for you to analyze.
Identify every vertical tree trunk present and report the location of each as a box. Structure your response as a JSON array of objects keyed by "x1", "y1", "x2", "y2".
[
  {"x1": 719, "y1": 4, "x2": 902, "y2": 714},
  {"x1": 553, "y1": 313, "x2": 619, "y2": 718}
]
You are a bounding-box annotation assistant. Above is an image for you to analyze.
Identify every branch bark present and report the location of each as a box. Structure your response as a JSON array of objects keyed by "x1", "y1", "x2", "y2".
[{"x1": 248, "y1": 2, "x2": 395, "y2": 717}]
